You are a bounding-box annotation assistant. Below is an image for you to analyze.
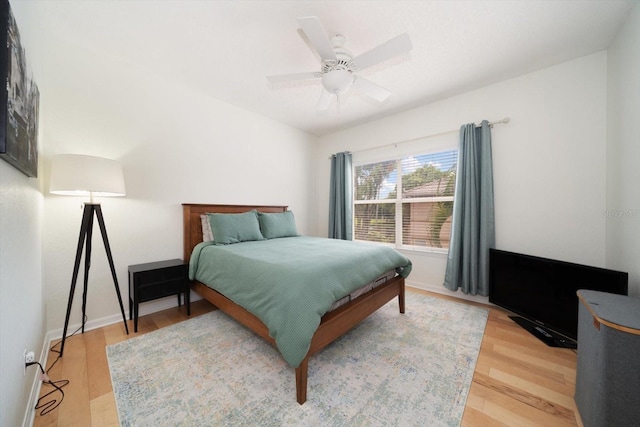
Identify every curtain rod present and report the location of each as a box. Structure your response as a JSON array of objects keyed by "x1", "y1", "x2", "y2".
[{"x1": 330, "y1": 117, "x2": 510, "y2": 159}]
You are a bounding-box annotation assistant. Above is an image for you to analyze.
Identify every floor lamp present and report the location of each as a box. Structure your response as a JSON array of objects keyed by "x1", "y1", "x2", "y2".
[{"x1": 50, "y1": 154, "x2": 130, "y2": 356}]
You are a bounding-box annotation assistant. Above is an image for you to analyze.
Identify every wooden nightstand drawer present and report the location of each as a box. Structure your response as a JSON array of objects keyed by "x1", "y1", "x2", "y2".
[{"x1": 128, "y1": 259, "x2": 190, "y2": 332}]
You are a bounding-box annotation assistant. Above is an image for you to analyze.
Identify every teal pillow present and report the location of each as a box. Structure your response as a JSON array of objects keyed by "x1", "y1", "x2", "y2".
[
  {"x1": 258, "y1": 211, "x2": 299, "y2": 239},
  {"x1": 207, "y1": 210, "x2": 264, "y2": 245}
]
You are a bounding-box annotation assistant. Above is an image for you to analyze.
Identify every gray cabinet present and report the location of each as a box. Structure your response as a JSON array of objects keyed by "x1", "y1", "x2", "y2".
[{"x1": 575, "y1": 290, "x2": 640, "y2": 427}]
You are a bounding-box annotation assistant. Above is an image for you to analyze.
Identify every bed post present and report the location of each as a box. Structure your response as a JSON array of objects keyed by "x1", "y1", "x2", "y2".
[
  {"x1": 295, "y1": 359, "x2": 308, "y2": 404},
  {"x1": 182, "y1": 204, "x2": 193, "y2": 264}
]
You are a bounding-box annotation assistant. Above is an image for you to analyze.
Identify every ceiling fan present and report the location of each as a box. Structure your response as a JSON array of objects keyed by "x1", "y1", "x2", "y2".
[{"x1": 267, "y1": 16, "x2": 413, "y2": 111}]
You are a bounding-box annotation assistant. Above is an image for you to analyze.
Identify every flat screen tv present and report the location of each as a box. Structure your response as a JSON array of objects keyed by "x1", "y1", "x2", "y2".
[{"x1": 489, "y1": 249, "x2": 628, "y2": 348}]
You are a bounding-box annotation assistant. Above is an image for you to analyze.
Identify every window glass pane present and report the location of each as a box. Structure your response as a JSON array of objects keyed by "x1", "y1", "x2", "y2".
[
  {"x1": 402, "y1": 201, "x2": 453, "y2": 249},
  {"x1": 354, "y1": 203, "x2": 395, "y2": 244},
  {"x1": 354, "y1": 160, "x2": 397, "y2": 201},
  {"x1": 402, "y1": 150, "x2": 457, "y2": 199}
]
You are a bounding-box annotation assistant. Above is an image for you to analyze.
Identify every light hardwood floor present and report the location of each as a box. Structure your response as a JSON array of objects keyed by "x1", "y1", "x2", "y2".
[{"x1": 32, "y1": 289, "x2": 581, "y2": 426}]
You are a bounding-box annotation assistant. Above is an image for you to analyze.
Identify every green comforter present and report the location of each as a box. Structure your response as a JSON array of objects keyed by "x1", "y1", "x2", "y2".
[{"x1": 189, "y1": 236, "x2": 412, "y2": 368}]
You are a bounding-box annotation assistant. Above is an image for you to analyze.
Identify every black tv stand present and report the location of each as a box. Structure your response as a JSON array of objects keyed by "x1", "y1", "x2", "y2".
[{"x1": 509, "y1": 316, "x2": 577, "y2": 349}]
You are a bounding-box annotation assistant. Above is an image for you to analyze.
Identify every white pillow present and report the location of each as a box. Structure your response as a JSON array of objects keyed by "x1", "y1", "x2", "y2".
[{"x1": 200, "y1": 214, "x2": 214, "y2": 242}]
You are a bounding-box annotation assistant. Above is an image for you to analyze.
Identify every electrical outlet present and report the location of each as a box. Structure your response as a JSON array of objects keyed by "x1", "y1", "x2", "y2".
[{"x1": 23, "y1": 349, "x2": 35, "y2": 376}]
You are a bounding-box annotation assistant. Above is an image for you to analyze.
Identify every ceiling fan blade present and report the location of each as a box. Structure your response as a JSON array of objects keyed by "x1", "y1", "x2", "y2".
[
  {"x1": 266, "y1": 72, "x2": 320, "y2": 85},
  {"x1": 297, "y1": 16, "x2": 337, "y2": 62},
  {"x1": 352, "y1": 77, "x2": 391, "y2": 102},
  {"x1": 316, "y1": 88, "x2": 335, "y2": 111},
  {"x1": 296, "y1": 28, "x2": 321, "y2": 62},
  {"x1": 351, "y1": 33, "x2": 412, "y2": 71}
]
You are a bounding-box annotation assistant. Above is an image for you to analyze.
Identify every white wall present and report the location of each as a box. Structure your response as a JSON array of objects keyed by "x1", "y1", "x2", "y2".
[
  {"x1": 0, "y1": 4, "x2": 45, "y2": 426},
  {"x1": 316, "y1": 52, "x2": 609, "y2": 300},
  {"x1": 0, "y1": 162, "x2": 45, "y2": 427},
  {"x1": 606, "y1": 2, "x2": 640, "y2": 297}
]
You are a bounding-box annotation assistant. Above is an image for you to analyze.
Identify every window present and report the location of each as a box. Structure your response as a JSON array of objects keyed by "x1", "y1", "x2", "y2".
[{"x1": 353, "y1": 150, "x2": 457, "y2": 251}]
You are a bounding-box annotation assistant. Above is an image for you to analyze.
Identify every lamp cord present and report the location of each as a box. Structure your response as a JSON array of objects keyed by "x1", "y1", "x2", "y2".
[
  {"x1": 30, "y1": 315, "x2": 86, "y2": 417},
  {"x1": 29, "y1": 361, "x2": 69, "y2": 416}
]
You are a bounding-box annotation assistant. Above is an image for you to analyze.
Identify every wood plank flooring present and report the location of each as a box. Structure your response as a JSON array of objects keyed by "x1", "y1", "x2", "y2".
[{"x1": 32, "y1": 289, "x2": 580, "y2": 426}]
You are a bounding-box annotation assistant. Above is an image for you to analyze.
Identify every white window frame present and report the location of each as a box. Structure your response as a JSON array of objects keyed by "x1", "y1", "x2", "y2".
[{"x1": 352, "y1": 148, "x2": 457, "y2": 254}]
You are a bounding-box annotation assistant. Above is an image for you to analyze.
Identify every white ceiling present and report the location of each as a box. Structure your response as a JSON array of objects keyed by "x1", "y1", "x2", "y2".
[{"x1": 20, "y1": 0, "x2": 634, "y2": 136}]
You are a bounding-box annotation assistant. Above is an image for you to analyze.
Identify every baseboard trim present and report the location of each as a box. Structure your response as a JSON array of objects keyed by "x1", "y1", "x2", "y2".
[
  {"x1": 47, "y1": 292, "x2": 201, "y2": 341},
  {"x1": 405, "y1": 279, "x2": 490, "y2": 305}
]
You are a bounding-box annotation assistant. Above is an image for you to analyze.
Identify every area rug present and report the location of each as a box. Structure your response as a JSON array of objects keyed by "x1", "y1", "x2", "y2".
[{"x1": 107, "y1": 292, "x2": 488, "y2": 427}]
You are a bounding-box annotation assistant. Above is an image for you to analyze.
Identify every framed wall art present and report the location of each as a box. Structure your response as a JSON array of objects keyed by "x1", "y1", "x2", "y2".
[{"x1": 0, "y1": 0, "x2": 40, "y2": 178}]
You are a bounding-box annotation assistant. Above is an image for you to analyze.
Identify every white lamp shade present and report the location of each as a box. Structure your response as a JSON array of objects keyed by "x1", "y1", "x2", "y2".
[{"x1": 50, "y1": 154, "x2": 126, "y2": 197}]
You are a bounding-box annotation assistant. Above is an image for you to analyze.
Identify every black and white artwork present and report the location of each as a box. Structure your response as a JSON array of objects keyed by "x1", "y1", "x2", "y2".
[{"x1": 0, "y1": 0, "x2": 39, "y2": 178}]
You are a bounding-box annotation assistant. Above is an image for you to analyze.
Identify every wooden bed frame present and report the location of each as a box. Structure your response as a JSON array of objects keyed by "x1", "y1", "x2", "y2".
[{"x1": 182, "y1": 203, "x2": 405, "y2": 404}]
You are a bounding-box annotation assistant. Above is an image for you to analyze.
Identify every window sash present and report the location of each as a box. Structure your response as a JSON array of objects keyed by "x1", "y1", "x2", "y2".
[
  {"x1": 353, "y1": 203, "x2": 396, "y2": 244},
  {"x1": 401, "y1": 200, "x2": 453, "y2": 249}
]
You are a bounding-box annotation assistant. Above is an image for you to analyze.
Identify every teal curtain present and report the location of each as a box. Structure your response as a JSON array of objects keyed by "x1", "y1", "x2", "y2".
[
  {"x1": 443, "y1": 121, "x2": 495, "y2": 296},
  {"x1": 329, "y1": 152, "x2": 353, "y2": 240}
]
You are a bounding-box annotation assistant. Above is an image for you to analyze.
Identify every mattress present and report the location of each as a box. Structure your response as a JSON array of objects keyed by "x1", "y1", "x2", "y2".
[{"x1": 328, "y1": 270, "x2": 397, "y2": 311}]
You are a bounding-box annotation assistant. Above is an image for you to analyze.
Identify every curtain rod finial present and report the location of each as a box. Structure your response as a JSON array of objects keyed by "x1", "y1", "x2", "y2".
[{"x1": 502, "y1": 117, "x2": 510, "y2": 124}]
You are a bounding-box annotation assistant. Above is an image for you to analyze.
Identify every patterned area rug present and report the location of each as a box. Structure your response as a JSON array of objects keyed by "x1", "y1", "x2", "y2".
[{"x1": 107, "y1": 292, "x2": 488, "y2": 426}]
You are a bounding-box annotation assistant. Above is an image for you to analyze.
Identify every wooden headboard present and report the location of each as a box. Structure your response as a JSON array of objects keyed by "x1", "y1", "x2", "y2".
[{"x1": 182, "y1": 204, "x2": 288, "y2": 263}]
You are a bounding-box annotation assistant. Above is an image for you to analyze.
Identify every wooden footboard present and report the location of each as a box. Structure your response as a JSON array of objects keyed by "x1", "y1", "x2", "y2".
[
  {"x1": 183, "y1": 203, "x2": 405, "y2": 404},
  {"x1": 192, "y1": 275, "x2": 404, "y2": 404}
]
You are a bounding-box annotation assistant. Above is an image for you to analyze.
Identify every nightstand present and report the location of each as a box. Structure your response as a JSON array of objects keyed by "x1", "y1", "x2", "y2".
[{"x1": 128, "y1": 259, "x2": 190, "y2": 332}]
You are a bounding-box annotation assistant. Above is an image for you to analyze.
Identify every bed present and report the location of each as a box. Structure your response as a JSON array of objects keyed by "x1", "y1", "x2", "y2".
[{"x1": 182, "y1": 203, "x2": 412, "y2": 404}]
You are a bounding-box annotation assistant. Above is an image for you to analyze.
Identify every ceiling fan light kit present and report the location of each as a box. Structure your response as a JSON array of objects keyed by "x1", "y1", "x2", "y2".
[
  {"x1": 267, "y1": 16, "x2": 412, "y2": 112},
  {"x1": 322, "y1": 69, "x2": 353, "y2": 94}
]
